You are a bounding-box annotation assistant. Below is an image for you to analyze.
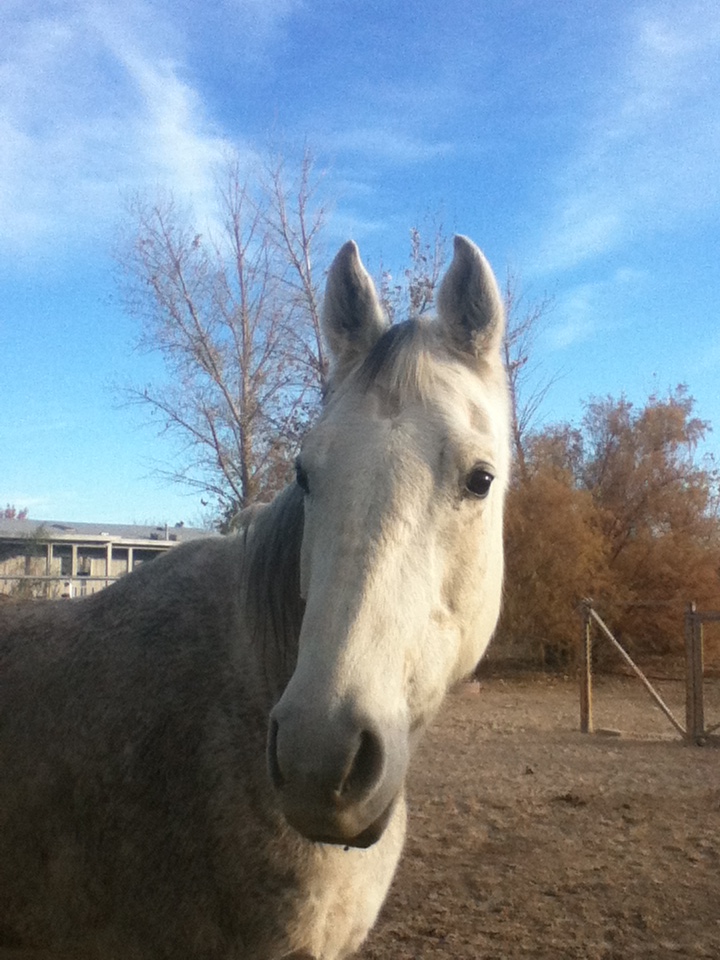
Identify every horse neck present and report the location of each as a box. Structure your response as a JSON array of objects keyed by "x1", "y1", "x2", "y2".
[{"x1": 241, "y1": 483, "x2": 306, "y2": 698}]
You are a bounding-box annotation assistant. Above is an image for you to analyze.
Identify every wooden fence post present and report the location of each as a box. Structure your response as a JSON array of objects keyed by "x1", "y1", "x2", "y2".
[
  {"x1": 685, "y1": 602, "x2": 705, "y2": 742},
  {"x1": 580, "y1": 599, "x2": 593, "y2": 734}
]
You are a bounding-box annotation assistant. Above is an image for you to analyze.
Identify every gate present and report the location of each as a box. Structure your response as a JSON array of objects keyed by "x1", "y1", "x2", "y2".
[
  {"x1": 580, "y1": 599, "x2": 719, "y2": 744},
  {"x1": 579, "y1": 600, "x2": 685, "y2": 739}
]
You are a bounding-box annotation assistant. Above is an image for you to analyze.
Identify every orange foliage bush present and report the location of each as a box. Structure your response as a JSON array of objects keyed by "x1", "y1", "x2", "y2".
[{"x1": 493, "y1": 387, "x2": 720, "y2": 669}]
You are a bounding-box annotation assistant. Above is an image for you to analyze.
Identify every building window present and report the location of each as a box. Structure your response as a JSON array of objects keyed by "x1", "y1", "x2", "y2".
[{"x1": 52, "y1": 545, "x2": 72, "y2": 577}]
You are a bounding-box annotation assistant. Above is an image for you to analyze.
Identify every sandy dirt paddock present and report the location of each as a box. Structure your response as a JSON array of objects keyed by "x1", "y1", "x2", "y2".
[{"x1": 357, "y1": 675, "x2": 720, "y2": 960}]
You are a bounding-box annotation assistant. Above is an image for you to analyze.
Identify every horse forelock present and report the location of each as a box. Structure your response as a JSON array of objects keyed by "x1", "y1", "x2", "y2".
[
  {"x1": 352, "y1": 317, "x2": 505, "y2": 417},
  {"x1": 353, "y1": 319, "x2": 443, "y2": 407}
]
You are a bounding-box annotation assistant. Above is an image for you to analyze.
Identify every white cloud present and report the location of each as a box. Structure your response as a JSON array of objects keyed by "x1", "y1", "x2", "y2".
[
  {"x1": 546, "y1": 283, "x2": 601, "y2": 350},
  {"x1": 546, "y1": 267, "x2": 647, "y2": 350},
  {"x1": 533, "y1": 1, "x2": 720, "y2": 275},
  {"x1": 304, "y1": 69, "x2": 466, "y2": 174},
  {"x1": 320, "y1": 126, "x2": 454, "y2": 165},
  {"x1": 91, "y1": 6, "x2": 231, "y2": 205},
  {"x1": 0, "y1": 0, "x2": 237, "y2": 255},
  {"x1": 224, "y1": 0, "x2": 303, "y2": 58}
]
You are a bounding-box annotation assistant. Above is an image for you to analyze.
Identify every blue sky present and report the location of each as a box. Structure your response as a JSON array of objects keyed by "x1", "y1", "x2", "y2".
[{"x1": 2, "y1": 0, "x2": 719, "y2": 525}]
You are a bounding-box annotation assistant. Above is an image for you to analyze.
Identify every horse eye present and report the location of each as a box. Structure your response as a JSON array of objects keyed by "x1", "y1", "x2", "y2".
[
  {"x1": 295, "y1": 458, "x2": 310, "y2": 495},
  {"x1": 464, "y1": 466, "x2": 494, "y2": 500}
]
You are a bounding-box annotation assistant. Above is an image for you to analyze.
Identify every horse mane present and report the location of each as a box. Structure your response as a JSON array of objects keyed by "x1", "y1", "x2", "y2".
[{"x1": 241, "y1": 483, "x2": 306, "y2": 695}]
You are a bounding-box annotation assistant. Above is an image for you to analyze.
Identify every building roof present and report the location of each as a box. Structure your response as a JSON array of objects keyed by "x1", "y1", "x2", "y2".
[{"x1": 0, "y1": 517, "x2": 217, "y2": 546}]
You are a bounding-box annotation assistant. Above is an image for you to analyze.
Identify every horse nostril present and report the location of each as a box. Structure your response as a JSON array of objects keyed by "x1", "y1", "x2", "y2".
[
  {"x1": 338, "y1": 728, "x2": 384, "y2": 802},
  {"x1": 267, "y1": 718, "x2": 286, "y2": 790}
]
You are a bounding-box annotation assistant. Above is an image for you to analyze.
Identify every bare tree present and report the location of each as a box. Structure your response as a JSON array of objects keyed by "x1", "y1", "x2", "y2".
[
  {"x1": 119, "y1": 192, "x2": 553, "y2": 526},
  {"x1": 501, "y1": 273, "x2": 556, "y2": 480},
  {"x1": 264, "y1": 148, "x2": 330, "y2": 390},
  {"x1": 378, "y1": 222, "x2": 447, "y2": 324},
  {"x1": 117, "y1": 151, "x2": 328, "y2": 526}
]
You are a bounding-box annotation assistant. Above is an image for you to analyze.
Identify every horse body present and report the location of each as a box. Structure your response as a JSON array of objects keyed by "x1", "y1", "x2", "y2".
[
  {"x1": 0, "y1": 499, "x2": 403, "y2": 959},
  {"x1": 0, "y1": 237, "x2": 509, "y2": 959}
]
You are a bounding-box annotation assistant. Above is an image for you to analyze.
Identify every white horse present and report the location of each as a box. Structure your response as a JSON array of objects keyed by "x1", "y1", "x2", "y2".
[{"x1": 0, "y1": 236, "x2": 510, "y2": 960}]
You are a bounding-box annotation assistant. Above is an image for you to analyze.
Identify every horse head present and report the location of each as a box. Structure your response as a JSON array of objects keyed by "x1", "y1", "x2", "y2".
[{"x1": 268, "y1": 236, "x2": 510, "y2": 848}]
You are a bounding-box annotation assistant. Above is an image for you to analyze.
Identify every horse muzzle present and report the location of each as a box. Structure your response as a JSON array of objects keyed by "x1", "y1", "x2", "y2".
[{"x1": 267, "y1": 702, "x2": 408, "y2": 848}]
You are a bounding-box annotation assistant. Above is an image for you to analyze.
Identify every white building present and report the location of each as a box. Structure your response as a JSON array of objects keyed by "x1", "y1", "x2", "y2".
[{"x1": 0, "y1": 518, "x2": 215, "y2": 600}]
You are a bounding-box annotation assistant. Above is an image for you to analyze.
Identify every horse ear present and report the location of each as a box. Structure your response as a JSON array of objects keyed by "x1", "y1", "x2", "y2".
[
  {"x1": 437, "y1": 235, "x2": 504, "y2": 361},
  {"x1": 322, "y1": 241, "x2": 389, "y2": 370}
]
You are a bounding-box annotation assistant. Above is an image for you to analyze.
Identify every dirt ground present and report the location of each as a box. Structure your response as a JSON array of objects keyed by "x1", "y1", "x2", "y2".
[{"x1": 357, "y1": 674, "x2": 720, "y2": 960}]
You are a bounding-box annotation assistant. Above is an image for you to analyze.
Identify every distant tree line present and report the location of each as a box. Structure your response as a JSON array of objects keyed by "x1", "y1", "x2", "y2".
[
  {"x1": 497, "y1": 385, "x2": 720, "y2": 668},
  {"x1": 117, "y1": 148, "x2": 720, "y2": 667}
]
